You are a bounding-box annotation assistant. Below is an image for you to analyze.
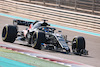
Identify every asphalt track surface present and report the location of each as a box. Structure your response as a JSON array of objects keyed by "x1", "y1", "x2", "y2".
[{"x1": 0, "y1": 15, "x2": 100, "y2": 67}]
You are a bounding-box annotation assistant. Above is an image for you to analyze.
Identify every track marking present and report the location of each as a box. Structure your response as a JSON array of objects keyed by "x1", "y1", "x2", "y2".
[
  {"x1": 0, "y1": 57, "x2": 35, "y2": 67},
  {"x1": 0, "y1": 13, "x2": 100, "y2": 37},
  {"x1": 0, "y1": 44, "x2": 93, "y2": 67}
]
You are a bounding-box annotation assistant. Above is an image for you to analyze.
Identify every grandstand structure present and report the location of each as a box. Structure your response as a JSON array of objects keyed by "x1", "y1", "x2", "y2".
[{"x1": 14, "y1": 0, "x2": 100, "y2": 15}]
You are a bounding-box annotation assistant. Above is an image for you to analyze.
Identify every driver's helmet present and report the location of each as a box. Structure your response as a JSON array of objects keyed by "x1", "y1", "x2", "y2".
[
  {"x1": 41, "y1": 22, "x2": 50, "y2": 26},
  {"x1": 43, "y1": 27, "x2": 49, "y2": 32}
]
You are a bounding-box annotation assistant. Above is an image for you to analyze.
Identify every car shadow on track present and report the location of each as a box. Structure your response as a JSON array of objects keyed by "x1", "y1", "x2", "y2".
[
  {"x1": 13, "y1": 42, "x2": 93, "y2": 58},
  {"x1": 41, "y1": 49, "x2": 93, "y2": 58}
]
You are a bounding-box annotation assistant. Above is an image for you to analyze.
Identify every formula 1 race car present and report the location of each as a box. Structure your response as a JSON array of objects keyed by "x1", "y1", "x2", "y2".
[{"x1": 2, "y1": 19, "x2": 88, "y2": 56}]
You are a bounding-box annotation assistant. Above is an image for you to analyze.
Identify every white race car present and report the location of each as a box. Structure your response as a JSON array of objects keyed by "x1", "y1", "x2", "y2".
[{"x1": 2, "y1": 20, "x2": 88, "y2": 56}]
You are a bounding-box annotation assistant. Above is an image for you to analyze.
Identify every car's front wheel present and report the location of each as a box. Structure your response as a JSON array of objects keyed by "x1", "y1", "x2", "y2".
[{"x1": 72, "y1": 36, "x2": 85, "y2": 55}]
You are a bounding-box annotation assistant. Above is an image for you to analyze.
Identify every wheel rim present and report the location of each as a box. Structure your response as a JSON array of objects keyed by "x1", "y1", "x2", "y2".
[
  {"x1": 72, "y1": 38, "x2": 77, "y2": 53},
  {"x1": 31, "y1": 32, "x2": 38, "y2": 47},
  {"x1": 2, "y1": 26, "x2": 8, "y2": 40}
]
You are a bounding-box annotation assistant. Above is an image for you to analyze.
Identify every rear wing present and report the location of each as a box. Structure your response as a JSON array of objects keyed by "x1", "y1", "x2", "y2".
[{"x1": 13, "y1": 19, "x2": 39, "y2": 26}]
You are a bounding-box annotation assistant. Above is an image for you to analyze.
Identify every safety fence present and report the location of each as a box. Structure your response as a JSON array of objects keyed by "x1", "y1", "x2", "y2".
[
  {"x1": 0, "y1": 0, "x2": 100, "y2": 34},
  {"x1": 14, "y1": 0, "x2": 100, "y2": 15}
]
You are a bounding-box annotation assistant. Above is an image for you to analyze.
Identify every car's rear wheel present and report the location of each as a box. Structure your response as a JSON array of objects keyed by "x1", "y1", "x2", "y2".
[
  {"x1": 2, "y1": 25, "x2": 17, "y2": 43},
  {"x1": 31, "y1": 31, "x2": 46, "y2": 49},
  {"x1": 72, "y1": 36, "x2": 85, "y2": 55}
]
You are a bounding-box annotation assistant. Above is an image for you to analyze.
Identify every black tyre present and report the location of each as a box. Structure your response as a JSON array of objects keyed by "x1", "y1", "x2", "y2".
[
  {"x1": 31, "y1": 31, "x2": 46, "y2": 49},
  {"x1": 72, "y1": 36, "x2": 85, "y2": 54},
  {"x1": 2, "y1": 25, "x2": 17, "y2": 43}
]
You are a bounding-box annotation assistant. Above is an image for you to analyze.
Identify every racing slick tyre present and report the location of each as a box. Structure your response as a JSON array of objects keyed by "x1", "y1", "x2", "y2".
[
  {"x1": 2, "y1": 25, "x2": 17, "y2": 43},
  {"x1": 31, "y1": 31, "x2": 46, "y2": 49},
  {"x1": 72, "y1": 36, "x2": 85, "y2": 55}
]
